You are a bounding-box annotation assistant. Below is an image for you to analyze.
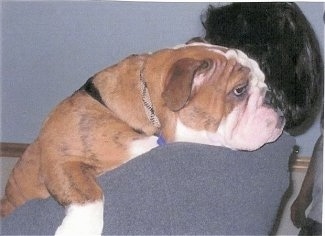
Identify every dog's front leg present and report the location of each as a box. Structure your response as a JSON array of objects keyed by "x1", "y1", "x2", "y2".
[
  {"x1": 43, "y1": 161, "x2": 104, "y2": 236},
  {"x1": 55, "y1": 199, "x2": 104, "y2": 236}
]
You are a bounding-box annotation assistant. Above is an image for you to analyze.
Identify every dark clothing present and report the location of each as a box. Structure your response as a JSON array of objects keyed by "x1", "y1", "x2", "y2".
[{"x1": 299, "y1": 218, "x2": 322, "y2": 236}]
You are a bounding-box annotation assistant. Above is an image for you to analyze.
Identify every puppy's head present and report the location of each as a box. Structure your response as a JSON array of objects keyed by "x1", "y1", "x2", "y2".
[
  {"x1": 201, "y1": 3, "x2": 323, "y2": 135},
  {"x1": 159, "y1": 43, "x2": 284, "y2": 150}
]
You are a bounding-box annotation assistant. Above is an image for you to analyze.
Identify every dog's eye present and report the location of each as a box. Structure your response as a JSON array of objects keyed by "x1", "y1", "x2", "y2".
[{"x1": 233, "y1": 84, "x2": 248, "y2": 96}]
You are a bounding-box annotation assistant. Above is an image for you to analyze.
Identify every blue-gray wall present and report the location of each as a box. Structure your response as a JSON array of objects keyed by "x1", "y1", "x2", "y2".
[{"x1": 1, "y1": 2, "x2": 324, "y2": 156}]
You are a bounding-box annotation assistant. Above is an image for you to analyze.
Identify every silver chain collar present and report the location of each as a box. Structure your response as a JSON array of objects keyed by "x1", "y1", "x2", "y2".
[{"x1": 139, "y1": 66, "x2": 161, "y2": 129}]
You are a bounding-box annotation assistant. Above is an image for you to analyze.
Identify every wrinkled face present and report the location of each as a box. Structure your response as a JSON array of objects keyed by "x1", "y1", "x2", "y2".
[{"x1": 163, "y1": 43, "x2": 285, "y2": 150}]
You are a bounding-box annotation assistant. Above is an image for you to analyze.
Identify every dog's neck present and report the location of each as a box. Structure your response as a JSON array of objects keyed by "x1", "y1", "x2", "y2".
[
  {"x1": 139, "y1": 63, "x2": 167, "y2": 145},
  {"x1": 139, "y1": 64, "x2": 161, "y2": 130},
  {"x1": 79, "y1": 62, "x2": 163, "y2": 142},
  {"x1": 78, "y1": 77, "x2": 107, "y2": 107}
]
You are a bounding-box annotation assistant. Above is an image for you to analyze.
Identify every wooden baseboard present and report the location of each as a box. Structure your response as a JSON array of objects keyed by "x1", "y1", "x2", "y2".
[
  {"x1": 0, "y1": 142, "x2": 29, "y2": 158},
  {"x1": 290, "y1": 157, "x2": 310, "y2": 171},
  {"x1": 0, "y1": 142, "x2": 310, "y2": 171}
]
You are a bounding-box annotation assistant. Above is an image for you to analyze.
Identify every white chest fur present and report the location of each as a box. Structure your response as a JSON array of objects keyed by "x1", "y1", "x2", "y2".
[{"x1": 174, "y1": 119, "x2": 224, "y2": 146}]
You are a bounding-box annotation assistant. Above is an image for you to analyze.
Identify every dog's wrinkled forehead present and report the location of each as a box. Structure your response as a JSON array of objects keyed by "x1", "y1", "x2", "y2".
[{"x1": 175, "y1": 42, "x2": 267, "y2": 89}]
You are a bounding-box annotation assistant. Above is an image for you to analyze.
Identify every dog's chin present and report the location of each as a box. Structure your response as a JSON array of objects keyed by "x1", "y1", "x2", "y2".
[
  {"x1": 213, "y1": 105, "x2": 285, "y2": 151},
  {"x1": 218, "y1": 125, "x2": 284, "y2": 151},
  {"x1": 174, "y1": 113, "x2": 284, "y2": 151},
  {"x1": 241, "y1": 116, "x2": 284, "y2": 150}
]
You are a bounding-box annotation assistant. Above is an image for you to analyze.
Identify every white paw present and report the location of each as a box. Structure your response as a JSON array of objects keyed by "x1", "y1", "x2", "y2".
[{"x1": 55, "y1": 200, "x2": 104, "y2": 236}]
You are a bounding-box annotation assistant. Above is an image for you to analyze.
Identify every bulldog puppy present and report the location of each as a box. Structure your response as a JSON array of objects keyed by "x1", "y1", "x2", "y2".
[{"x1": 0, "y1": 42, "x2": 284, "y2": 235}]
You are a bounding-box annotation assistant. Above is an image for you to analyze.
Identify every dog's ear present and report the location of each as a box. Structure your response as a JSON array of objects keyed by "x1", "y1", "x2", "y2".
[{"x1": 162, "y1": 58, "x2": 212, "y2": 111}]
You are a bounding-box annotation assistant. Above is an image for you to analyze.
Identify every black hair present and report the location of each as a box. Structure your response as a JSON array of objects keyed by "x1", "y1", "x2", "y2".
[{"x1": 202, "y1": 3, "x2": 323, "y2": 135}]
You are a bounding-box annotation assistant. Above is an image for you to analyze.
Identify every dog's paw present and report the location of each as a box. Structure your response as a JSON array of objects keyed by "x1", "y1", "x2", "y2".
[{"x1": 55, "y1": 200, "x2": 104, "y2": 236}]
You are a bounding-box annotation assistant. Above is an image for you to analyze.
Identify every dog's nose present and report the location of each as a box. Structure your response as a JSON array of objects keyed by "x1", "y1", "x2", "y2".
[
  {"x1": 264, "y1": 90, "x2": 274, "y2": 106},
  {"x1": 276, "y1": 114, "x2": 285, "y2": 129},
  {"x1": 264, "y1": 90, "x2": 284, "y2": 118}
]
